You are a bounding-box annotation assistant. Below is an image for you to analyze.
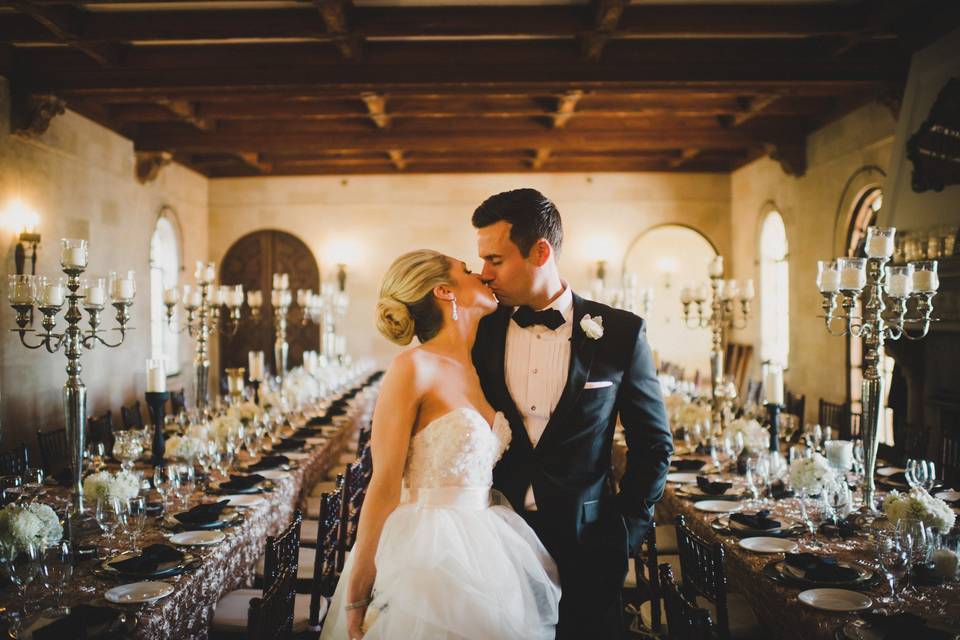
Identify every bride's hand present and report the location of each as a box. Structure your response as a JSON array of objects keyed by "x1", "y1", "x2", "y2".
[{"x1": 346, "y1": 607, "x2": 366, "y2": 639}]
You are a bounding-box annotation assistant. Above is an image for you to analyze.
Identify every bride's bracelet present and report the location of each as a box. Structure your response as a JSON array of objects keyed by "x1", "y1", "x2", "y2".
[{"x1": 345, "y1": 596, "x2": 372, "y2": 611}]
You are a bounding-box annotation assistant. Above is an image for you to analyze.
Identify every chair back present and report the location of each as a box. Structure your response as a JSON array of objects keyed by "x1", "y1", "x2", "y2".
[
  {"x1": 0, "y1": 445, "x2": 30, "y2": 477},
  {"x1": 784, "y1": 390, "x2": 806, "y2": 422},
  {"x1": 817, "y1": 399, "x2": 850, "y2": 438},
  {"x1": 87, "y1": 410, "x2": 114, "y2": 451},
  {"x1": 169, "y1": 389, "x2": 187, "y2": 416},
  {"x1": 309, "y1": 477, "x2": 345, "y2": 627},
  {"x1": 36, "y1": 428, "x2": 69, "y2": 475},
  {"x1": 941, "y1": 432, "x2": 960, "y2": 487},
  {"x1": 343, "y1": 462, "x2": 367, "y2": 550},
  {"x1": 660, "y1": 563, "x2": 715, "y2": 640},
  {"x1": 629, "y1": 520, "x2": 664, "y2": 632},
  {"x1": 902, "y1": 425, "x2": 930, "y2": 463},
  {"x1": 262, "y1": 509, "x2": 303, "y2": 591},
  {"x1": 120, "y1": 401, "x2": 144, "y2": 430},
  {"x1": 675, "y1": 515, "x2": 730, "y2": 640},
  {"x1": 247, "y1": 565, "x2": 297, "y2": 640}
]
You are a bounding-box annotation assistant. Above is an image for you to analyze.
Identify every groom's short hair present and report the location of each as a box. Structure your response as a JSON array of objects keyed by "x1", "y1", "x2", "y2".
[{"x1": 472, "y1": 188, "x2": 563, "y2": 256}]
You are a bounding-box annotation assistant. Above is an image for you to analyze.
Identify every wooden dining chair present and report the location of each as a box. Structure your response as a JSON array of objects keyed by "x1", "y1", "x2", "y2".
[
  {"x1": 169, "y1": 388, "x2": 187, "y2": 416},
  {"x1": 625, "y1": 521, "x2": 667, "y2": 633},
  {"x1": 212, "y1": 510, "x2": 309, "y2": 637},
  {"x1": 940, "y1": 432, "x2": 960, "y2": 487},
  {"x1": 36, "y1": 428, "x2": 69, "y2": 475},
  {"x1": 87, "y1": 410, "x2": 114, "y2": 451},
  {"x1": 817, "y1": 399, "x2": 850, "y2": 438},
  {"x1": 309, "y1": 490, "x2": 344, "y2": 630},
  {"x1": 120, "y1": 401, "x2": 144, "y2": 430},
  {"x1": 343, "y1": 461, "x2": 366, "y2": 552},
  {"x1": 660, "y1": 563, "x2": 715, "y2": 640},
  {"x1": 247, "y1": 565, "x2": 297, "y2": 640},
  {"x1": 784, "y1": 390, "x2": 806, "y2": 423},
  {"x1": 0, "y1": 445, "x2": 30, "y2": 477},
  {"x1": 675, "y1": 515, "x2": 761, "y2": 640},
  {"x1": 901, "y1": 426, "x2": 930, "y2": 464}
]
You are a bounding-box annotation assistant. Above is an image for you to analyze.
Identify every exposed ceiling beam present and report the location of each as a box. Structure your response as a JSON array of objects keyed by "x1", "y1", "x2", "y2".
[
  {"x1": 580, "y1": 0, "x2": 629, "y2": 62},
  {"x1": 668, "y1": 148, "x2": 701, "y2": 169},
  {"x1": 313, "y1": 0, "x2": 363, "y2": 61},
  {"x1": 7, "y1": 1, "x2": 121, "y2": 66},
  {"x1": 551, "y1": 90, "x2": 583, "y2": 129},
  {"x1": 387, "y1": 150, "x2": 407, "y2": 170},
  {"x1": 718, "y1": 94, "x2": 782, "y2": 128},
  {"x1": 531, "y1": 148, "x2": 552, "y2": 169},
  {"x1": 156, "y1": 98, "x2": 214, "y2": 131},
  {"x1": 361, "y1": 92, "x2": 390, "y2": 129},
  {"x1": 235, "y1": 152, "x2": 273, "y2": 174}
]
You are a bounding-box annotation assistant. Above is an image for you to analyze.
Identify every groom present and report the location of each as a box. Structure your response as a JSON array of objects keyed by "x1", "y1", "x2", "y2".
[{"x1": 471, "y1": 189, "x2": 673, "y2": 639}]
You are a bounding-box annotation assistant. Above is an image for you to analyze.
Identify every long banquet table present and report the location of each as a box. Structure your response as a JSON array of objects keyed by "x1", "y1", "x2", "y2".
[
  {"x1": 644, "y1": 447, "x2": 960, "y2": 639},
  {"x1": 10, "y1": 409, "x2": 363, "y2": 640}
]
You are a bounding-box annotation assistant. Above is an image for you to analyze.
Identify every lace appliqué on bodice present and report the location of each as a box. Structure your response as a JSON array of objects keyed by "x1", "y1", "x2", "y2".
[{"x1": 404, "y1": 408, "x2": 511, "y2": 490}]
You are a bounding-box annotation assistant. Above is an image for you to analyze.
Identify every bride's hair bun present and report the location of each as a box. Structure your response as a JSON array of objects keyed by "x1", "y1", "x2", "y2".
[
  {"x1": 377, "y1": 250, "x2": 453, "y2": 345},
  {"x1": 376, "y1": 296, "x2": 415, "y2": 346}
]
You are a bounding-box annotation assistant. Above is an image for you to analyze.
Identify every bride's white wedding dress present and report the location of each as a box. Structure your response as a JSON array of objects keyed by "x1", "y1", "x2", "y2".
[{"x1": 321, "y1": 407, "x2": 561, "y2": 639}]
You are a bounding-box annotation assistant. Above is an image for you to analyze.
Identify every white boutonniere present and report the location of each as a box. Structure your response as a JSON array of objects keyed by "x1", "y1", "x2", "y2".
[{"x1": 580, "y1": 314, "x2": 604, "y2": 340}]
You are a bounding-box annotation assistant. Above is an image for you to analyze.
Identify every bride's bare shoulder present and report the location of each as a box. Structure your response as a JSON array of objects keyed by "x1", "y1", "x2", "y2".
[{"x1": 384, "y1": 346, "x2": 439, "y2": 390}]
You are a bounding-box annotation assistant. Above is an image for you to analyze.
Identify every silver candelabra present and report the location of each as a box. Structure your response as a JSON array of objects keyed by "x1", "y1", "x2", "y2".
[
  {"x1": 7, "y1": 239, "x2": 135, "y2": 510},
  {"x1": 680, "y1": 255, "x2": 754, "y2": 433},
  {"x1": 163, "y1": 261, "x2": 243, "y2": 410},
  {"x1": 816, "y1": 226, "x2": 938, "y2": 511}
]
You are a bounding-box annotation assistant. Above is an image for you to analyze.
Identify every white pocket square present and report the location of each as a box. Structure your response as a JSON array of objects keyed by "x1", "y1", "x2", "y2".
[{"x1": 583, "y1": 380, "x2": 613, "y2": 390}]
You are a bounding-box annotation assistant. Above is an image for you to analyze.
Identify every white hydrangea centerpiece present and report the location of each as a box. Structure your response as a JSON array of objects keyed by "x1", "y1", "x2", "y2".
[
  {"x1": 0, "y1": 502, "x2": 63, "y2": 554},
  {"x1": 678, "y1": 402, "x2": 712, "y2": 430},
  {"x1": 210, "y1": 414, "x2": 244, "y2": 446},
  {"x1": 82, "y1": 470, "x2": 141, "y2": 503},
  {"x1": 229, "y1": 401, "x2": 261, "y2": 425},
  {"x1": 164, "y1": 434, "x2": 208, "y2": 462},
  {"x1": 788, "y1": 453, "x2": 836, "y2": 495},
  {"x1": 882, "y1": 488, "x2": 957, "y2": 532},
  {"x1": 724, "y1": 418, "x2": 769, "y2": 453}
]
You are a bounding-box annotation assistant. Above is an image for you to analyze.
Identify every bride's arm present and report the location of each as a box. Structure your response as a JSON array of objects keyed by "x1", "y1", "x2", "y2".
[{"x1": 346, "y1": 353, "x2": 420, "y2": 627}]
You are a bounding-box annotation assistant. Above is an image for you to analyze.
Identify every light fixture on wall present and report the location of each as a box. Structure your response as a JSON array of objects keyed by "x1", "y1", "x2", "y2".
[
  {"x1": 2, "y1": 199, "x2": 41, "y2": 275},
  {"x1": 337, "y1": 263, "x2": 347, "y2": 292}
]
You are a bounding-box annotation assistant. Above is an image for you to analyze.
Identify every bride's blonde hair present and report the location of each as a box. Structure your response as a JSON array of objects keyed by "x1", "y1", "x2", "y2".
[{"x1": 376, "y1": 250, "x2": 453, "y2": 346}]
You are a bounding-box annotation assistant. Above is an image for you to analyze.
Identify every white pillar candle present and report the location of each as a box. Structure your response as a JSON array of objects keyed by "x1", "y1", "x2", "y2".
[
  {"x1": 61, "y1": 246, "x2": 87, "y2": 268},
  {"x1": 886, "y1": 273, "x2": 912, "y2": 298},
  {"x1": 41, "y1": 283, "x2": 65, "y2": 306},
  {"x1": 740, "y1": 279, "x2": 755, "y2": 300},
  {"x1": 708, "y1": 255, "x2": 724, "y2": 278},
  {"x1": 163, "y1": 287, "x2": 179, "y2": 305},
  {"x1": 824, "y1": 440, "x2": 854, "y2": 472},
  {"x1": 280, "y1": 273, "x2": 290, "y2": 289},
  {"x1": 724, "y1": 280, "x2": 739, "y2": 300},
  {"x1": 188, "y1": 290, "x2": 202, "y2": 308},
  {"x1": 865, "y1": 235, "x2": 894, "y2": 259},
  {"x1": 839, "y1": 265, "x2": 866, "y2": 290},
  {"x1": 694, "y1": 283, "x2": 710, "y2": 302},
  {"x1": 271, "y1": 289, "x2": 281, "y2": 306},
  {"x1": 146, "y1": 360, "x2": 166, "y2": 392},
  {"x1": 85, "y1": 285, "x2": 106, "y2": 306},
  {"x1": 113, "y1": 278, "x2": 135, "y2": 300},
  {"x1": 913, "y1": 270, "x2": 940, "y2": 292},
  {"x1": 207, "y1": 286, "x2": 221, "y2": 305},
  {"x1": 763, "y1": 368, "x2": 784, "y2": 405},
  {"x1": 246, "y1": 290, "x2": 260, "y2": 308},
  {"x1": 204, "y1": 264, "x2": 216, "y2": 283},
  {"x1": 272, "y1": 273, "x2": 282, "y2": 289},
  {"x1": 248, "y1": 351, "x2": 265, "y2": 380}
]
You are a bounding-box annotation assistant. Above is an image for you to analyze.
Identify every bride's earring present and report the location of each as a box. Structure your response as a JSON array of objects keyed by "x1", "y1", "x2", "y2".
[{"x1": 451, "y1": 297, "x2": 459, "y2": 321}]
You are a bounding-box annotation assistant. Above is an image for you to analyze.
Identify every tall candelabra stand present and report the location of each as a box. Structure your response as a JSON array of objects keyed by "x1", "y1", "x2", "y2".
[
  {"x1": 816, "y1": 226, "x2": 939, "y2": 512},
  {"x1": 679, "y1": 255, "x2": 754, "y2": 433},
  {"x1": 7, "y1": 239, "x2": 135, "y2": 510},
  {"x1": 246, "y1": 273, "x2": 298, "y2": 381},
  {"x1": 318, "y1": 279, "x2": 350, "y2": 364},
  {"x1": 163, "y1": 261, "x2": 243, "y2": 411}
]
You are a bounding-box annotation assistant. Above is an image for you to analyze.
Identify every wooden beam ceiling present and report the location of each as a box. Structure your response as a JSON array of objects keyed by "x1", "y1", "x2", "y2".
[{"x1": 3, "y1": 0, "x2": 954, "y2": 177}]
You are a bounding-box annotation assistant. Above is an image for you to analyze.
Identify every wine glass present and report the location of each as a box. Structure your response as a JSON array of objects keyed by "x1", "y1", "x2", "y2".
[
  {"x1": 825, "y1": 477, "x2": 852, "y2": 525},
  {"x1": 40, "y1": 541, "x2": 73, "y2": 617},
  {"x1": 911, "y1": 460, "x2": 929, "y2": 491},
  {"x1": 0, "y1": 475, "x2": 22, "y2": 505},
  {"x1": 877, "y1": 531, "x2": 911, "y2": 606},
  {"x1": 905, "y1": 459, "x2": 920, "y2": 489},
  {"x1": 94, "y1": 497, "x2": 125, "y2": 552},
  {"x1": 86, "y1": 441, "x2": 106, "y2": 473},
  {"x1": 922, "y1": 460, "x2": 937, "y2": 492},
  {"x1": 899, "y1": 517, "x2": 931, "y2": 573},
  {"x1": 153, "y1": 465, "x2": 177, "y2": 513},
  {"x1": 113, "y1": 430, "x2": 144, "y2": 472},
  {"x1": 798, "y1": 492, "x2": 825, "y2": 551},
  {"x1": 176, "y1": 465, "x2": 196, "y2": 509},
  {"x1": 2, "y1": 542, "x2": 41, "y2": 616},
  {"x1": 127, "y1": 496, "x2": 147, "y2": 553},
  {"x1": 19, "y1": 467, "x2": 45, "y2": 501}
]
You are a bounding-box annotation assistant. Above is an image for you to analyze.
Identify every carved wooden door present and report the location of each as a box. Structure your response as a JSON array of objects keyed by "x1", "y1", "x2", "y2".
[{"x1": 219, "y1": 230, "x2": 320, "y2": 377}]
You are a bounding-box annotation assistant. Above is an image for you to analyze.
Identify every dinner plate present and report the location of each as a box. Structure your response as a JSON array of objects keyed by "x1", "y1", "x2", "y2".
[
  {"x1": 798, "y1": 588, "x2": 872, "y2": 612},
  {"x1": 934, "y1": 489, "x2": 960, "y2": 502},
  {"x1": 221, "y1": 494, "x2": 265, "y2": 508},
  {"x1": 876, "y1": 466, "x2": 905, "y2": 477},
  {"x1": 694, "y1": 500, "x2": 743, "y2": 513},
  {"x1": 284, "y1": 452, "x2": 311, "y2": 461},
  {"x1": 738, "y1": 537, "x2": 799, "y2": 554},
  {"x1": 252, "y1": 469, "x2": 290, "y2": 481},
  {"x1": 103, "y1": 550, "x2": 194, "y2": 579},
  {"x1": 105, "y1": 581, "x2": 175, "y2": 605},
  {"x1": 163, "y1": 507, "x2": 241, "y2": 531},
  {"x1": 779, "y1": 560, "x2": 873, "y2": 585},
  {"x1": 169, "y1": 530, "x2": 226, "y2": 546},
  {"x1": 304, "y1": 437, "x2": 326, "y2": 446},
  {"x1": 666, "y1": 472, "x2": 699, "y2": 484}
]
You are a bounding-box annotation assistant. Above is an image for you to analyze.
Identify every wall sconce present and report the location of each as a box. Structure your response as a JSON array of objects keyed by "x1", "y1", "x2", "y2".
[
  {"x1": 2, "y1": 199, "x2": 41, "y2": 275},
  {"x1": 337, "y1": 263, "x2": 347, "y2": 292},
  {"x1": 656, "y1": 256, "x2": 678, "y2": 290}
]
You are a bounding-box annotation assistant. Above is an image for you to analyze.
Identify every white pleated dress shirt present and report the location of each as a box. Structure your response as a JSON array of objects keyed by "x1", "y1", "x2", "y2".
[{"x1": 504, "y1": 285, "x2": 573, "y2": 510}]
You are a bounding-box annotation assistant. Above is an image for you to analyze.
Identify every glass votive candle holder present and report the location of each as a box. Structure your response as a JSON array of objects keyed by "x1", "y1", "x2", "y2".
[
  {"x1": 836, "y1": 257, "x2": 867, "y2": 291},
  {"x1": 109, "y1": 270, "x2": 136, "y2": 302},
  {"x1": 825, "y1": 440, "x2": 853, "y2": 473},
  {"x1": 83, "y1": 277, "x2": 107, "y2": 307},
  {"x1": 8, "y1": 274, "x2": 38, "y2": 305},
  {"x1": 865, "y1": 226, "x2": 896, "y2": 259},
  {"x1": 60, "y1": 239, "x2": 88, "y2": 269},
  {"x1": 39, "y1": 276, "x2": 66, "y2": 308},
  {"x1": 817, "y1": 260, "x2": 841, "y2": 293},
  {"x1": 885, "y1": 265, "x2": 914, "y2": 298},
  {"x1": 910, "y1": 260, "x2": 940, "y2": 293}
]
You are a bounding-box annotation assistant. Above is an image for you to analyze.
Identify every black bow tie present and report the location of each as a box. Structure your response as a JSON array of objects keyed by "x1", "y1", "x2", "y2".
[{"x1": 512, "y1": 306, "x2": 565, "y2": 330}]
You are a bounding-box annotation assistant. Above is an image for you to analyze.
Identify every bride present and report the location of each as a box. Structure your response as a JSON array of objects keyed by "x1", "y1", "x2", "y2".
[{"x1": 321, "y1": 249, "x2": 561, "y2": 639}]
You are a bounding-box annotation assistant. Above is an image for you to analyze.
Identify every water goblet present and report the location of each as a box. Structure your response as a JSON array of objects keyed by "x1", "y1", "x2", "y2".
[
  {"x1": 176, "y1": 465, "x2": 196, "y2": 508},
  {"x1": 733, "y1": 431, "x2": 745, "y2": 459},
  {"x1": 0, "y1": 476, "x2": 22, "y2": 505},
  {"x1": 126, "y1": 496, "x2": 147, "y2": 553},
  {"x1": 798, "y1": 492, "x2": 825, "y2": 551},
  {"x1": 922, "y1": 460, "x2": 937, "y2": 492},
  {"x1": 153, "y1": 465, "x2": 177, "y2": 513},
  {"x1": 905, "y1": 459, "x2": 920, "y2": 489},
  {"x1": 40, "y1": 541, "x2": 73, "y2": 617},
  {"x1": 3, "y1": 542, "x2": 41, "y2": 616},
  {"x1": 94, "y1": 497, "x2": 124, "y2": 552},
  {"x1": 877, "y1": 532, "x2": 911, "y2": 606},
  {"x1": 20, "y1": 468, "x2": 45, "y2": 501}
]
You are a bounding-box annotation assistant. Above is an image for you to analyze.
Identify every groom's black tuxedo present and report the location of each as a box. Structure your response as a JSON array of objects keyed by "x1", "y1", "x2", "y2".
[{"x1": 473, "y1": 292, "x2": 673, "y2": 639}]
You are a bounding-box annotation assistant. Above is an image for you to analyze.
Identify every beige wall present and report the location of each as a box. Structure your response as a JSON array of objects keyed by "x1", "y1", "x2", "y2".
[
  {"x1": 730, "y1": 103, "x2": 897, "y2": 422},
  {"x1": 0, "y1": 78, "x2": 208, "y2": 453},
  {"x1": 208, "y1": 173, "x2": 731, "y2": 368}
]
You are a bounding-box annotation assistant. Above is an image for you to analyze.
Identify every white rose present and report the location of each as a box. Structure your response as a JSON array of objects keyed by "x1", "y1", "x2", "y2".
[{"x1": 580, "y1": 314, "x2": 604, "y2": 340}]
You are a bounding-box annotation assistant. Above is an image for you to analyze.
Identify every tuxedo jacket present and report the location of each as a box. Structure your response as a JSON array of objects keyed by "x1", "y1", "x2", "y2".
[{"x1": 473, "y1": 292, "x2": 673, "y2": 555}]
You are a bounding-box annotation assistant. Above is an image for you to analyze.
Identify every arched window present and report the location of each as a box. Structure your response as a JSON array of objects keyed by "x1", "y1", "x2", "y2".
[
  {"x1": 150, "y1": 212, "x2": 181, "y2": 375},
  {"x1": 759, "y1": 210, "x2": 789, "y2": 368},
  {"x1": 846, "y1": 188, "x2": 895, "y2": 444}
]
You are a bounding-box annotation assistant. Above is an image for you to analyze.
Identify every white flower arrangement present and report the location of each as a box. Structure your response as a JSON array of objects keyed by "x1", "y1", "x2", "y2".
[
  {"x1": 82, "y1": 470, "x2": 140, "y2": 503},
  {"x1": 788, "y1": 453, "x2": 836, "y2": 495},
  {"x1": 882, "y1": 488, "x2": 957, "y2": 532},
  {"x1": 724, "y1": 418, "x2": 769, "y2": 453},
  {"x1": 210, "y1": 414, "x2": 244, "y2": 446},
  {"x1": 0, "y1": 502, "x2": 63, "y2": 554},
  {"x1": 678, "y1": 402, "x2": 711, "y2": 430},
  {"x1": 260, "y1": 389, "x2": 285, "y2": 411},
  {"x1": 580, "y1": 314, "x2": 604, "y2": 340},
  {"x1": 229, "y1": 401, "x2": 261, "y2": 424},
  {"x1": 164, "y1": 434, "x2": 208, "y2": 462}
]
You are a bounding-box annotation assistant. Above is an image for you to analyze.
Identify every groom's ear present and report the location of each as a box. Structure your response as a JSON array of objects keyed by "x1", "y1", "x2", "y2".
[{"x1": 529, "y1": 238, "x2": 553, "y2": 267}]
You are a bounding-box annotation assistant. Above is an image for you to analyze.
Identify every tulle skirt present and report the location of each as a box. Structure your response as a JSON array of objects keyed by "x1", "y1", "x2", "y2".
[{"x1": 320, "y1": 487, "x2": 561, "y2": 639}]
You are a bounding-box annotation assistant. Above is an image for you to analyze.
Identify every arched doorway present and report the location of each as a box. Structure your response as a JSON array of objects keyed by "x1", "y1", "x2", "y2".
[
  {"x1": 219, "y1": 230, "x2": 320, "y2": 377},
  {"x1": 621, "y1": 224, "x2": 718, "y2": 378}
]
